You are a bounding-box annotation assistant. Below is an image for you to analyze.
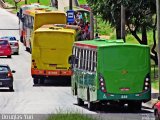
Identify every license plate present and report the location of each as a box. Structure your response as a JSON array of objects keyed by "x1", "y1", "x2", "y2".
[
  {"x1": 121, "y1": 95, "x2": 128, "y2": 99},
  {"x1": 0, "y1": 82, "x2": 2, "y2": 85}
]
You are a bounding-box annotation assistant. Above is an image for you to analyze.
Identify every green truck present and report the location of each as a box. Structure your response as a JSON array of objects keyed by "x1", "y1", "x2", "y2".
[{"x1": 71, "y1": 39, "x2": 151, "y2": 111}]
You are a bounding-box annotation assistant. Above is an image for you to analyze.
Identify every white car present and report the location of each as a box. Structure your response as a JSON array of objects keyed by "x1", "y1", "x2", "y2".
[{"x1": 1, "y1": 36, "x2": 19, "y2": 55}]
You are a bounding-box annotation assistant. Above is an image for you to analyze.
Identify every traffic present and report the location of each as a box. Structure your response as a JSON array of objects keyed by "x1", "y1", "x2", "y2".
[{"x1": 0, "y1": 2, "x2": 157, "y2": 119}]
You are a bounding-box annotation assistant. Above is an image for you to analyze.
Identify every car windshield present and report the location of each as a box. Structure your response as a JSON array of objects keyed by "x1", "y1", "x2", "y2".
[
  {"x1": 1, "y1": 37, "x2": 16, "y2": 41},
  {"x1": 0, "y1": 66, "x2": 9, "y2": 72},
  {"x1": 0, "y1": 40, "x2": 8, "y2": 45}
]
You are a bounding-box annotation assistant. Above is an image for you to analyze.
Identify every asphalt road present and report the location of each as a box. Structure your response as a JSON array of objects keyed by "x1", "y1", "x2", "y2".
[{"x1": 0, "y1": 7, "x2": 155, "y2": 120}]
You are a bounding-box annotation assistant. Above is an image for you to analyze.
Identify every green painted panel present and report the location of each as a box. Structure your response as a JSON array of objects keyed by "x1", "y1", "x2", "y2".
[
  {"x1": 98, "y1": 45, "x2": 150, "y2": 94},
  {"x1": 97, "y1": 89, "x2": 151, "y2": 101}
]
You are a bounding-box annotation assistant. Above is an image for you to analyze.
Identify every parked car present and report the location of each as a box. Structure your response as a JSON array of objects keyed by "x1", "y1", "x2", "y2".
[
  {"x1": 0, "y1": 65, "x2": 15, "y2": 91},
  {"x1": 154, "y1": 96, "x2": 160, "y2": 120},
  {"x1": 1, "y1": 36, "x2": 19, "y2": 55},
  {"x1": 0, "y1": 39, "x2": 12, "y2": 58}
]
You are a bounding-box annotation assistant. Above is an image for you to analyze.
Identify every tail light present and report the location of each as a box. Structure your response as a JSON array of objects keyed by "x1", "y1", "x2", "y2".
[
  {"x1": 99, "y1": 74, "x2": 107, "y2": 92},
  {"x1": 8, "y1": 71, "x2": 12, "y2": 77},
  {"x1": 14, "y1": 43, "x2": 19, "y2": 47},
  {"x1": 143, "y1": 74, "x2": 150, "y2": 91}
]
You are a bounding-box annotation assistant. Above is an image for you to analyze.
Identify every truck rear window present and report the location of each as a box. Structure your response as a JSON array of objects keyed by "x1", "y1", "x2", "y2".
[
  {"x1": 0, "y1": 40, "x2": 8, "y2": 45},
  {"x1": 0, "y1": 66, "x2": 9, "y2": 72}
]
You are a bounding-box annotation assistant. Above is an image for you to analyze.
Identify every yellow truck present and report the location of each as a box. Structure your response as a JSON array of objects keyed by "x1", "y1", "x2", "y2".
[{"x1": 31, "y1": 24, "x2": 80, "y2": 85}]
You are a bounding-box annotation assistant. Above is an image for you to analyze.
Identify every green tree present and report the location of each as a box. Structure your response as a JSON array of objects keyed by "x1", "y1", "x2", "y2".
[{"x1": 87, "y1": 0, "x2": 158, "y2": 65}]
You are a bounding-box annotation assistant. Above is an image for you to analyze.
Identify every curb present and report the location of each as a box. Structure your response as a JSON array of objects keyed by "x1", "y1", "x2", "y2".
[
  {"x1": 143, "y1": 92, "x2": 159, "y2": 109},
  {"x1": 144, "y1": 99, "x2": 158, "y2": 109}
]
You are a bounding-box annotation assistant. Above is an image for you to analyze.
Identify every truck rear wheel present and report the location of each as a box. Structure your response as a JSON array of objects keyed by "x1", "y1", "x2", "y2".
[
  {"x1": 40, "y1": 78, "x2": 44, "y2": 84},
  {"x1": 9, "y1": 86, "x2": 14, "y2": 91},
  {"x1": 7, "y1": 55, "x2": 11, "y2": 58},
  {"x1": 88, "y1": 102, "x2": 96, "y2": 111},
  {"x1": 33, "y1": 78, "x2": 38, "y2": 85},
  {"x1": 128, "y1": 101, "x2": 141, "y2": 111},
  {"x1": 77, "y1": 98, "x2": 84, "y2": 106}
]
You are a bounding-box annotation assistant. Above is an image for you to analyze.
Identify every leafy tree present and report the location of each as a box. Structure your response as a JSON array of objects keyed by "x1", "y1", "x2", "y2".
[{"x1": 87, "y1": 0, "x2": 158, "y2": 65}]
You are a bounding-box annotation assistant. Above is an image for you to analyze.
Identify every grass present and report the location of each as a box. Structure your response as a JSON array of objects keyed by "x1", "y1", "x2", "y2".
[
  {"x1": 47, "y1": 114, "x2": 95, "y2": 120},
  {"x1": 152, "y1": 80, "x2": 159, "y2": 90},
  {"x1": 5, "y1": 0, "x2": 50, "y2": 5},
  {"x1": 96, "y1": 17, "x2": 114, "y2": 36},
  {"x1": 5, "y1": 0, "x2": 50, "y2": 12},
  {"x1": 110, "y1": 30, "x2": 155, "y2": 44}
]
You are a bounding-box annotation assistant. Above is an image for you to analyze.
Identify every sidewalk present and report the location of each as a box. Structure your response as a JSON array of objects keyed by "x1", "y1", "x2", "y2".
[{"x1": 144, "y1": 88, "x2": 159, "y2": 108}]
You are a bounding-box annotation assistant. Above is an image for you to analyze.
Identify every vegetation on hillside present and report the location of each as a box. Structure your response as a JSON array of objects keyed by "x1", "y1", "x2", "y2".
[
  {"x1": 87, "y1": 0, "x2": 158, "y2": 66},
  {"x1": 78, "y1": 0, "x2": 87, "y2": 5},
  {"x1": 5, "y1": 0, "x2": 50, "y2": 10},
  {"x1": 47, "y1": 114, "x2": 95, "y2": 120}
]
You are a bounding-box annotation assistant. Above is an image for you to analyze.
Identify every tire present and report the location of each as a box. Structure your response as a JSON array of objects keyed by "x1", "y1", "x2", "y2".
[
  {"x1": 15, "y1": 52, "x2": 19, "y2": 55},
  {"x1": 26, "y1": 47, "x2": 30, "y2": 52},
  {"x1": 134, "y1": 102, "x2": 141, "y2": 111},
  {"x1": 20, "y1": 36, "x2": 23, "y2": 43},
  {"x1": 26, "y1": 47, "x2": 28, "y2": 52},
  {"x1": 128, "y1": 101, "x2": 141, "y2": 111},
  {"x1": 77, "y1": 98, "x2": 84, "y2": 106},
  {"x1": 40, "y1": 78, "x2": 44, "y2": 84},
  {"x1": 155, "y1": 110, "x2": 160, "y2": 120},
  {"x1": 9, "y1": 86, "x2": 14, "y2": 91},
  {"x1": 88, "y1": 102, "x2": 96, "y2": 111},
  {"x1": 33, "y1": 78, "x2": 38, "y2": 85},
  {"x1": 7, "y1": 55, "x2": 11, "y2": 58}
]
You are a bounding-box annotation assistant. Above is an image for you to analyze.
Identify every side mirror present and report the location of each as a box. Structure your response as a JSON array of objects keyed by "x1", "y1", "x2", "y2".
[{"x1": 12, "y1": 70, "x2": 16, "y2": 73}]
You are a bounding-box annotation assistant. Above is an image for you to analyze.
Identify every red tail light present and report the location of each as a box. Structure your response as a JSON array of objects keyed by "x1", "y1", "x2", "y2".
[
  {"x1": 14, "y1": 43, "x2": 19, "y2": 47},
  {"x1": 8, "y1": 72, "x2": 12, "y2": 77}
]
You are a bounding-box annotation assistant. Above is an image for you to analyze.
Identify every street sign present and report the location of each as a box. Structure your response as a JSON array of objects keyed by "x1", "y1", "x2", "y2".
[
  {"x1": 14, "y1": 0, "x2": 21, "y2": 3},
  {"x1": 67, "y1": 10, "x2": 74, "y2": 24}
]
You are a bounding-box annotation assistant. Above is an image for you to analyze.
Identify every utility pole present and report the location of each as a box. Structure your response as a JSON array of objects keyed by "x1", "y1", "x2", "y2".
[
  {"x1": 156, "y1": 0, "x2": 160, "y2": 94},
  {"x1": 69, "y1": 0, "x2": 72, "y2": 10},
  {"x1": 121, "y1": 4, "x2": 125, "y2": 42}
]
